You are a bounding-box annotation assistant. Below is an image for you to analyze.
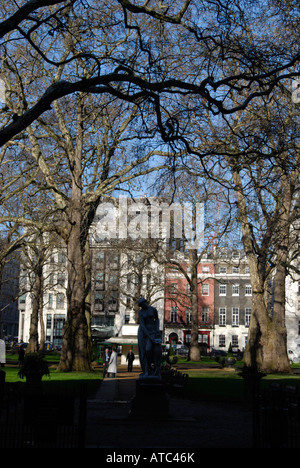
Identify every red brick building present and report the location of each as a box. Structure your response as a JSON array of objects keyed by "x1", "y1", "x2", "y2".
[{"x1": 164, "y1": 258, "x2": 215, "y2": 354}]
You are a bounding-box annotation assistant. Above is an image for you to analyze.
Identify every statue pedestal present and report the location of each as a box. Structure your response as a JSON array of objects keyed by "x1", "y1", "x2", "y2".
[{"x1": 129, "y1": 377, "x2": 169, "y2": 420}]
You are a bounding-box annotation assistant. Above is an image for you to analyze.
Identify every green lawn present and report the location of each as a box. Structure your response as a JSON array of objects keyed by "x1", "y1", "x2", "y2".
[
  {"x1": 3, "y1": 352, "x2": 300, "y2": 403},
  {"x1": 1, "y1": 363, "x2": 102, "y2": 397},
  {"x1": 174, "y1": 356, "x2": 300, "y2": 403}
]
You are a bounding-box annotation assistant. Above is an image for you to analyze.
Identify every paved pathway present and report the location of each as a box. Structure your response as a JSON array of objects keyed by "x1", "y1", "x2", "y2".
[{"x1": 85, "y1": 366, "x2": 254, "y2": 449}]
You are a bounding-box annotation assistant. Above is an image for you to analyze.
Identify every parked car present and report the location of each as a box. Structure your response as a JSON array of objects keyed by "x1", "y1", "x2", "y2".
[
  {"x1": 175, "y1": 345, "x2": 189, "y2": 356},
  {"x1": 288, "y1": 349, "x2": 300, "y2": 363},
  {"x1": 209, "y1": 348, "x2": 227, "y2": 359},
  {"x1": 15, "y1": 342, "x2": 28, "y2": 349}
]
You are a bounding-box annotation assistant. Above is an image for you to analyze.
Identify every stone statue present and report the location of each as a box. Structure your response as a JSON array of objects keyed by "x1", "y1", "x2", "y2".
[{"x1": 137, "y1": 298, "x2": 162, "y2": 378}]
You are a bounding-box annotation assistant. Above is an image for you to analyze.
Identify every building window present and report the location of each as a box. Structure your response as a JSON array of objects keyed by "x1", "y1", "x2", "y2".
[
  {"x1": 95, "y1": 292, "x2": 104, "y2": 310},
  {"x1": 219, "y1": 284, "x2": 226, "y2": 296},
  {"x1": 46, "y1": 314, "x2": 52, "y2": 337},
  {"x1": 108, "y1": 291, "x2": 118, "y2": 310},
  {"x1": 245, "y1": 308, "x2": 251, "y2": 326},
  {"x1": 185, "y1": 308, "x2": 191, "y2": 324},
  {"x1": 201, "y1": 307, "x2": 209, "y2": 323},
  {"x1": 232, "y1": 284, "x2": 239, "y2": 295},
  {"x1": 58, "y1": 252, "x2": 66, "y2": 264},
  {"x1": 95, "y1": 271, "x2": 104, "y2": 289},
  {"x1": 108, "y1": 273, "x2": 118, "y2": 289},
  {"x1": 48, "y1": 293, "x2": 53, "y2": 308},
  {"x1": 232, "y1": 307, "x2": 239, "y2": 326},
  {"x1": 53, "y1": 314, "x2": 65, "y2": 342},
  {"x1": 219, "y1": 335, "x2": 226, "y2": 347},
  {"x1": 49, "y1": 273, "x2": 54, "y2": 286},
  {"x1": 202, "y1": 283, "x2": 209, "y2": 295},
  {"x1": 202, "y1": 266, "x2": 210, "y2": 273},
  {"x1": 57, "y1": 273, "x2": 65, "y2": 287},
  {"x1": 199, "y1": 334, "x2": 208, "y2": 345},
  {"x1": 170, "y1": 283, "x2": 178, "y2": 295},
  {"x1": 219, "y1": 307, "x2": 226, "y2": 326},
  {"x1": 19, "y1": 294, "x2": 26, "y2": 304},
  {"x1": 232, "y1": 266, "x2": 240, "y2": 274},
  {"x1": 109, "y1": 253, "x2": 119, "y2": 268},
  {"x1": 170, "y1": 306, "x2": 178, "y2": 322},
  {"x1": 245, "y1": 284, "x2": 252, "y2": 295},
  {"x1": 95, "y1": 251, "x2": 105, "y2": 264},
  {"x1": 56, "y1": 293, "x2": 65, "y2": 309},
  {"x1": 232, "y1": 335, "x2": 239, "y2": 348},
  {"x1": 219, "y1": 266, "x2": 227, "y2": 273},
  {"x1": 245, "y1": 266, "x2": 250, "y2": 274}
]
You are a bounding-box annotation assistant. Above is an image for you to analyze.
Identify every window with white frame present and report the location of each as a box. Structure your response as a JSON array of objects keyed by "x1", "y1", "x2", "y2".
[
  {"x1": 199, "y1": 334, "x2": 208, "y2": 345},
  {"x1": 219, "y1": 283, "x2": 227, "y2": 295},
  {"x1": 232, "y1": 284, "x2": 239, "y2": 295},
  {"x1": 171, "y1": 306, "x2": 178, "y2": 322},
  {"x1": 19, "y1": 293, "x2": 26, "y2": 304},
  {"x1": 46, "y1": 314, "x2": 52, "y2": 338},
  {"x1": 232, "y1": 335, "x2": 238, "y2": 348},
  {"x1": 185, "y1": 308, "x2": 191, "y2": 324},
  {"x1": 245, "y1": 307, "x2": 251, "y2": 326},
  {"x1": 219, "y1": 307, "x2": 226, "y2": 325},
  {"x1": 245, "y1": 284, "x2": 252, "y2": 295},
  {"x1": 202, "y1": 266, "x2": 210, "y2": 273},
  {"x1": 219, "y1": 335, "x2": 226, "y2": 347},
  {"x1": 232, "y1": 266, "x2": 240, "y2": 274},
  {"x1": 232, "y1": 307, "x2": 239, "y2": 326},
  {"x1": 202, "y1": 283, "x2": 209, "y2": 295},
  {"x1": 219, "y1": 266, "x2": 227, "y2": 273},
  {"x1": 201, "y1": 307, "x2": 209, "y2": 322}
]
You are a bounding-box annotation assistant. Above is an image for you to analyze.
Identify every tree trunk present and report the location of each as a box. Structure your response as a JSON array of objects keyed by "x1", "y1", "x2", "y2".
[
  {"x1": 232, "y1": 167, "x2": 291, "y2": 373},
  {"x1": 27, "y1": 262, "x2": 43, "y2": 354},
  {"x1": 189, "y1": 249, "x2": 201, "y2": 361},
  {"x1": 58, "y1": 217, "x2": 92, "y2": 372},
  {"x1": 243, "y1": 264, "x2": 291, "y2": 374}
]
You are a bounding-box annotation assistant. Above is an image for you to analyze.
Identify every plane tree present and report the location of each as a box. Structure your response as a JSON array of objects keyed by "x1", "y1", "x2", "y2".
[
  {"x1": 1, "y1": 0, "x2": 300, "y2": 371},
  {"x1": 182, "y1": 86, "x2": 300, "y2": 373},
  {"x1": 1, "y1": 0, "x2": 299, "y2": 147}
]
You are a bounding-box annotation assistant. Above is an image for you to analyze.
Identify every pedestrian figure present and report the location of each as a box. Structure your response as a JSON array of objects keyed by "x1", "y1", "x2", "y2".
[
  {"x1": 107, "y1": 347, "x2": 117, "y2": 378},
  {"x1": 126, "y1": 349, "x2": 135, "y2": 372},
  {"x1": 102, "y1": 347, "x2": 110, "y2": 378},
  {"x1": 18, "y1": 347, "x2": 25, "y2": 367}
]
